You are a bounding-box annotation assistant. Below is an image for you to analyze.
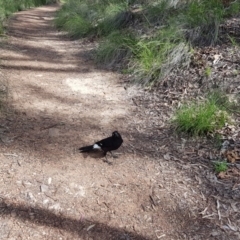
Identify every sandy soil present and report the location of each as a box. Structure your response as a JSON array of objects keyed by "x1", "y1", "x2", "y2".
[{"x1": 0, "y1": 4, "x2": 238, "y2": 240}]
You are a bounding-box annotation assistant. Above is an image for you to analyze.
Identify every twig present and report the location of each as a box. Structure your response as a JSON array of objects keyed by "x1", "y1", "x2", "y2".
[
  {"x1": 132, "y1": 98, "x2": 138, "y2": 106},
  {"x1": 223, "y1": 58, "x2": 240, "y2": 65},
  {"x1": 149, "y1": 195, "x2": 157, "y2": 206},
  {"x1": 202, "y1": 213, "x2": 215, "y2": 219},
  {"x1": 41, "y1": 123, "x2": 58, "y2": 130},
  {"x1": 216, "y1": 199, "x2": 221, "y2": 220},
  {"x1": 3, "y1": 153, "x2": 18, "y2": 157},
  {"x1": 16, "y1": 159, "x2": 21, "y2": 166},
  {"x1": 44, "y1": 193, "x2": 57, "y2": 201}
]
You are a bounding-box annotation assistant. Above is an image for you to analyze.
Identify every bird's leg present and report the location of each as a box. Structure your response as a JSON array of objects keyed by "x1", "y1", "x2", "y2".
[
  {"x1": 110, "y1": 151, "x2": 118, "y2": 159},
  {"x1": 103, "y1": 153, "x2": 112, "y2": 165}
]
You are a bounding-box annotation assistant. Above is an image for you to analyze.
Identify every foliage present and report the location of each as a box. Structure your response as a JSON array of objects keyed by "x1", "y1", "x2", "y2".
[
  {"x1": 55, "y1": 0, "x2": 96, "y2": 35},
  {"x1": 55, "y1": 0, "x2": 240, "y2": 85},
  {"x1": 172, "y1": 92, "x2": 231, "y2": 136},
  {"x1": 95, "y1": 30, "x2": 137, "y2": 68},
  {"x1": 213, "y1": 161, "x2": 228, "y2": 173},
  {"x1": 207, "y1": 90, "x2": 240, "y2": 113},
  {"x1": 143, "y1": 0, "x2": 182, "y2": 25},
  {"x1": 131, "y1": 26, "x2": 190, "y2": 85},
  {"x1": 204, "y1": 66, "x2": 212, "y2": 78},
  {"x1": 181, "y1": 0, "x2": 240, "y2": 46},
  {"x1": 97, "y1": 3, "x2": 130, "y2": 36},
  {"x1": 63, "y1": 14, "x2": 92, "y2": 37}
]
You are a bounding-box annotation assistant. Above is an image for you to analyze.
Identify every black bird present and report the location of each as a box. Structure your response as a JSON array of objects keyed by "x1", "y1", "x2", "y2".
[{"x1": 79, "y1": 131, "x2": 123, "y2": 163}]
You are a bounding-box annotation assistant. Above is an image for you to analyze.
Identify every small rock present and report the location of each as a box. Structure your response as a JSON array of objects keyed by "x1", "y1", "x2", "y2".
[
  {"x1": 210, "y1": 231, "x2": 220, "y2": 237},
  {"x1": 40, "y1": 184, "x2": 48, "y2": 193},
  {"x1": 43, "y1": 199, "x2": 49, "y2": 205},
  {"x1": 49, "y1": 203, "x2": 61, "y2": 211},
  {"x1": 48, "y1": 177, "x2": 52, "y2": 185},
  {"x1": 27, "y1": 192, "x2": 36, "y2": 202}
]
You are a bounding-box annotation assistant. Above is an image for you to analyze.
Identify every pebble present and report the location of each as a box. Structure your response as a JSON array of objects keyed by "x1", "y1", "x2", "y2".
[
  {"x1": 27, "y1": 192, "x2": 36, "y2": 202},
  {"x1": 49, "y1": 203, "x2": 61, "y2": 211},
  {"x1": 48, "y1": 177, "x2": 52, "y2": 184},
  {"x1": 40, "y1": 184, "x2": 48, "y2": 193}
]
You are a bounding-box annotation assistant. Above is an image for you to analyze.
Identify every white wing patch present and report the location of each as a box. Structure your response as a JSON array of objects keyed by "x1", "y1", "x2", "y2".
[{"x1": 93, "y1": 144, "x2": 101, "y2": 149}]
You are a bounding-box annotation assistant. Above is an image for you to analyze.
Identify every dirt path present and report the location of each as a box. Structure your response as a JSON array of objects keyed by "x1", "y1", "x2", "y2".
[{"x1": 0, "y1": 4, "x2": 235, "y2": 240}]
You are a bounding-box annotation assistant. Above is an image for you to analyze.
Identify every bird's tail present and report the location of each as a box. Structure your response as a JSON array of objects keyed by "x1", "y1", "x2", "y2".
[{"x1": 79, "y1": 145, "x2": 93, "y2": 152}]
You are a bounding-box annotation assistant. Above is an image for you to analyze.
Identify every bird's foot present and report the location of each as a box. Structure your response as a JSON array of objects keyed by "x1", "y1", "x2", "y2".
[
  {"x1": 103, "y1": 159, "x2": 113, "y2": 165},
  {"x1": 110, "y1": 152, "x2": 118, "y2": 159}
]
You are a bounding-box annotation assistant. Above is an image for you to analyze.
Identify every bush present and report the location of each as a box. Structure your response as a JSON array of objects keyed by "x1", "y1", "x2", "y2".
[
  {"x1": 63, "y1": 14, "x2": 92, "y2": 37},
  {"x1": 55, "y1": 0, "x2": 240, "y2": 85},
  {"x1": 172, "y1": 93, "x2": 231, "y2": 136},
  {"x1": 131, "y1": 26, "x2": 189, "y2": 85},
  {"x1": 214, "y1": 161, "x2": 228, "y2": 173},
  {"x1": 95, "y1": 31, "x2": 137, "y2": 68},
  {"x1": 97, "y1": 3, "x2": 130, "y2": 36},
  {"x1": 181, "y1": 0, "x2": 231, "y2": 45},
  {"x1": 55, "y1": 0, "x2": 131, "y2": 38}
]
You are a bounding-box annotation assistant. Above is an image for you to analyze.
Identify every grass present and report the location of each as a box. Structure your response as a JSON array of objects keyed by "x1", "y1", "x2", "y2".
[
  {"x1": 182, "y1": 0, "x2": 225, "y2": 46},
  {"x1": 95, "y1": 30, "x2": 137, "y2": 68},
  {"x1": 55, "y1": 0, "x2": 131, "y2": 38},
  {"x1": 55, "y1": 0, "x2": 240, "y2": 86},
  {"x1": 131, "y1": 26, "x2": 189, "y2": 85},
  {"x1": 96, "y1": 3, "x2": 130, "y2": 36},
  {"x1": 54, "y1": 0, "x2": 98, "y2": 37},
  {"x1": 143, "y1": 0, "x2": 182, "y2": 26},
  {"x1": 213, "y1": 161, "x2": 228, "y2": 173},
  {"x1": 62, "y1": 14, "x2": 92, "y2": 37},
  {"x1": 172, "y1": 92, "x2": 231, "y2": 136},
  {"x1": 205, "y1": 66, "x2": 212, "y2": 78}
]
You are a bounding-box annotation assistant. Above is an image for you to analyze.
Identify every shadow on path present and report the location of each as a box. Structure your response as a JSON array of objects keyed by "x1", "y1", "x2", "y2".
[{"x1": 0, "y1": 197, "x2": 150, "y2": 240}]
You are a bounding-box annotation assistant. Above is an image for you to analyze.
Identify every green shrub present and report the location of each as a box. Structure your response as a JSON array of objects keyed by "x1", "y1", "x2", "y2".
[
  {"x1": 131, "y1": 25, "x2": 189, "y2": 85},
  {"x1": 96, "y1": 31, "x2": 137, "y2": 68},
  {"x1": 55, "y1": 0, "x2": 131, "y2": 38},
  {"x1": 214, "y1": 161, "x2": 228, "y2": 173},
  {"x1": 54, "y1": 0, "x2": 240, "y2": 84},
  {"x1": 224, "y1": 0, "x2": 240, "y2": 17},
  {"x1": 97, "y1": 3, "x2": 130, "y2": 36},
  {"x1": 63, "y1": 14, "x2": 92, "y2": 37},
  {"x1": 144, "y1": 0, "x2": 182, "y2": 25},
  {"x1": 172, "y1": 94, "x2": 231, "y2": 136},
  {"x1": 207, "y1": 90, "x2": 240, "y2": 113},
  {"x1": 181, "y1": 0, "x2": 225, "y2": 45}
]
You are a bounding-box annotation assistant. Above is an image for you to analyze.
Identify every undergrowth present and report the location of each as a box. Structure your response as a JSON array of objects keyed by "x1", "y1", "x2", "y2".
[
  {"x1": 131, "y1": 26, "x2": 189, "y2": 85},
  {"x1": 96, "y1": 31, "x2": 137, "y2": 68},
  {"x1": 55, "y1": 0, "x2": 240, "y2": 86},
  {"x1": 172, "y1": 92, "x2": 232, "y2": 136},
  {"x1": 213, "y1": 161, "x2": 228, "y2": 173}
]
